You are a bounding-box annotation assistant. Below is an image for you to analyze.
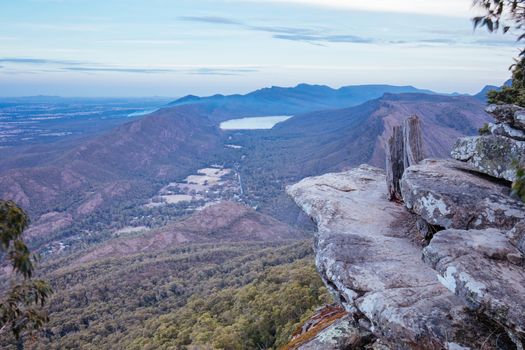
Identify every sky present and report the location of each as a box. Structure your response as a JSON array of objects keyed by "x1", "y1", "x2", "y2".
[{"x1": 0, "y1": 0, "x2": 521, "y2": 97}]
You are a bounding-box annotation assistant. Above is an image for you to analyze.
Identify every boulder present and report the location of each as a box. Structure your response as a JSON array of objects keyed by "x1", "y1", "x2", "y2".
[
  {"x1": 296, "y1": 315, "x2": 373, "y2": 350},
  {"x1": 423, "y1": 228, "x2": 525, "y2": 346},
  {"x1": 516, "y1": 109, "x2": 525, "y2": 130},
  {"x1": 486, "y1": 104, "x2": 525, "y2": 130},
  {"x1": 401, "y1": 159, "x2": 525, "y2": 230},
  {"x1": 287, "y1": 165, "x2": 496, "y2": 349},
  {"x1": 288, "y1": 304, "x2": 378, "y2": 350},
  {"x1": 490, "y1": 122, "x2": 525, "y2": 141},
  {"x1": 451, "y1": 135, "x2": 525, "y2": 182}
]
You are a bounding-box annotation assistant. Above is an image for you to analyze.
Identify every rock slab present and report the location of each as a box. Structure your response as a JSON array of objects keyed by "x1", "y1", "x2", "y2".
[
  {"x1": 451, "y1": 135, "x2": 525, "y2": 182},
  {"x1": 490, "y1": 122, "x2": 525, "y2": 141},
  {"x1": 423, "y1": 228, "x2": 525, "y2": 345},
  {"x1": 486, "y1": 104, "x2": 525, "y2": 131},
  {"x1": 401, "y1": 159, "x2": 524, "y2": 230},
  {"x1": 297, "y1": 315, "x2": 372, "y2": 350}
]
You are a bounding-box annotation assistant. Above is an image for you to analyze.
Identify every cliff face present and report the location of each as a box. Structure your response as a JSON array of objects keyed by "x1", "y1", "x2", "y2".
[{"x1": 287, "y1": 107, "x2": 525, "y2": 350}]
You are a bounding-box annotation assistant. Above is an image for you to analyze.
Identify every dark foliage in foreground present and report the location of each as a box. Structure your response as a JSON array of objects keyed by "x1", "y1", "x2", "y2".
[{"x1": 0, "y1": 200, "x2": 52, "y2": 341}]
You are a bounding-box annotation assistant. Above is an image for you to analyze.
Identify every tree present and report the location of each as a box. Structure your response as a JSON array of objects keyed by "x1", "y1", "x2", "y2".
[
  {"x1": 473, "y1": 0, "x2": 525, "y2": 105},
  {"x1": 0, "y1": 200, "x2": 52, "y2": 341}
]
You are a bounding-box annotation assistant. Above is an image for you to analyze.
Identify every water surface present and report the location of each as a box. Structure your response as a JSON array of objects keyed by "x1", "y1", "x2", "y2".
[{"x1": 220, "y1": 116, "x2": 292, "y2": 130}]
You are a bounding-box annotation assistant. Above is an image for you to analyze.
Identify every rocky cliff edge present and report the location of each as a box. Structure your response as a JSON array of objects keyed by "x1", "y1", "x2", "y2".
[{"x1": 287, "y1": 106, "x2": 525, "y2": 350}]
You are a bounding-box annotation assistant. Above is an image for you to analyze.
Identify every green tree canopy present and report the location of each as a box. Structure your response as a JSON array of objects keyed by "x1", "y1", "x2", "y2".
[
  {"x1": 0, "y1": 200, "x2": 52, "y2": 340},
  {"x1": 473, "y1": 0, "x2": 525, "y2": 105}
]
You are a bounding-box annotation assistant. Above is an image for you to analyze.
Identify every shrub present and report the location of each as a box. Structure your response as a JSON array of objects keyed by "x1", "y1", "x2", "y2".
[{"x1": 479, "y1": 123, "x2": 491, "y2": 135}]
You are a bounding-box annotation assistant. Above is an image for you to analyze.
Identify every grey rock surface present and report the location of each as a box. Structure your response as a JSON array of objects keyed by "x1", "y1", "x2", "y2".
[
  {"x1": 508, "y1": 221, "x2": 525, "y2": 255},
  {"x1": 490, "y1": 122, "x2": 525, "y2": 141},
  {"x1": 516, "y1": 110, "x2": 525, "y2": 130},
  {"x1": 423, "y1": 228, "x2": 525, "y2": 345},
  {"x1": 451, "y1": 135, "x2": 525, "y2": 182},
  {"x1": 297, "y1": 316, "x2": 372, "y2": 350},
  {"x1": 486, "y1": 104, "x2": 525, "y2": 130},
  {"x1": 287, "y1": 165, "x2": 494, "y2": 349},
  {"x1": 401, "y1": 159, "x2": 525, "y2": 230}
]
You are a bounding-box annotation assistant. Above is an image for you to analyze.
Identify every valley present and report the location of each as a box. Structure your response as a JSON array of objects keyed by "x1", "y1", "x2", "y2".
[
  {"x1": 145, "y1": 166, "x2": 240, "y2": 208},
  {"x1": 0, "y1": 83, "x2": 494, "y2": 349},
  {"x1": 0, "y1": 86, "x2": 493, "y2": 255}
]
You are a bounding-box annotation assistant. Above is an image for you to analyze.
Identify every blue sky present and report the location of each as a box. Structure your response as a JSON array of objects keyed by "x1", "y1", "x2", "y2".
[{"x1": 0, "y1": 0, "x2": 521, "y2": 97}]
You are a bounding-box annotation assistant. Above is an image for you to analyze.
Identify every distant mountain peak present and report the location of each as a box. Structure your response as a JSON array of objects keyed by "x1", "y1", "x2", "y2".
[
  {"x1": 167, "y1": 83, "x2": 439, "y2": 121},
  {"x1": 172, "y1": 94, "x2": 201, "y2": 104}
]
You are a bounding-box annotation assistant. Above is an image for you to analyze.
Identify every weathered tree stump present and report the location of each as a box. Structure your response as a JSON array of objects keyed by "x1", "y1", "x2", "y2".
[
  {"x1": 386, "y1": 125, "x2": 404, "y2": 202},
  {"x1": 386, "y1": 115, "x2": 424, "y2": 201},
  {"x1": 403, "y1": 116, "x2": 424, "y2": 169}
]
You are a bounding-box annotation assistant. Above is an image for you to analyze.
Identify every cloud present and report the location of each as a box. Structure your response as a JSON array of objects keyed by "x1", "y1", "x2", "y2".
[
  {"x1": 419, "y1": 38, "x2": 457, "y2": 44},
  {"x1": 236, "y1": 0, "x2": 475, "y2": 17},
  {"x1": 389, "y1": 37, "x2": 520, "y2": 48},
  {"x1": 0, "y1": 58, "x2": 87, "y2": 65},
  {"x1": 0, "y1": 57, "x2": 260, "y2": 76},
  {"x1": 473, "y1": 38, "x2": 520, "y2": 47},
  {"x1": 63, "y1": 66, "x2": 260, "y2": 75},
  {"x1": 62, "y1": 67, "x2": 173, "y2": 74},
  {"x1": 179, "y1": 15, "x2": 371, "y2": 45},
  {"x1": 179, "y1": 15, "x2": 314, "y2": 34},
  {"x1": 180, "y1": 16, "x2": 243, "y2": 25},
  {"x1": 179, "y1": 14, "x2": 518, "y2": 48},
  {"x1": 274, "y1": 33, "x2": 373, "y2": 44},
  {"x1": 244, "y1": 24, "x2": 321, "y2": 35},
  {"x1": 100, "y1": 39, "x2": 184, "y2": 45},
  {"x1": 20, "y1": 23, "x2": 108, "y2": 32},
  {"x1": 190, "y1": 67, "x2": 260, "y2": 75}
]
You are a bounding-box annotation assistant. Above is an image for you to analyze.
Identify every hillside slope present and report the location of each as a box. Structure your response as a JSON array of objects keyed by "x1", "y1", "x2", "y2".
[
  {"x1": 232, "y1": 93, "x2": 491, "y2": 223},
  {"x1": 75, "y1": 201, "x2": 306, "y2": 264},
  {"x1": 0, "y1": 92, "x2": 490, "y2": 245},
  {"x1": 0, "y1": 106, "x2": 223, "y2": 243},
  {"x1": 6, "y1": 203, "x2": 321, "y2": 350},
  {"x1": 265, "y1": 93, "x2": 490, "y2": 172}
]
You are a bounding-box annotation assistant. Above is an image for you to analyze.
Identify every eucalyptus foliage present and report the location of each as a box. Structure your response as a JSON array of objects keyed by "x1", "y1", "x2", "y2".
[
  {"x1": 0, "y1": 200, "x2": 52, "y2": 340},
  {"x1": 474, "y1": 0, "x2": 525, "y2": 105}
]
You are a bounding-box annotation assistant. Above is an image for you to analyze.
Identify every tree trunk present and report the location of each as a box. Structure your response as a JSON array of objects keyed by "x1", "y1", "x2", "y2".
[
  {"x1": 403, "y1": 116, "x2": 425, "y2": 169},
  {"x1": 386, "y1": 115, "x2": 425, "y2": 201},
  {"x1": 386, "y1": 125, "x2": 404, "y2": 201}
]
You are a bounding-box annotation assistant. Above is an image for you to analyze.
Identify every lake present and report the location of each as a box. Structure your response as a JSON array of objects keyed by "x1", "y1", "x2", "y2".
[
  {"x1": 219, "y1": 115, "x2": 292, "y2": 130},
  {"x1": 127, "y1": 108, "x2": 159, "y2": 117}
]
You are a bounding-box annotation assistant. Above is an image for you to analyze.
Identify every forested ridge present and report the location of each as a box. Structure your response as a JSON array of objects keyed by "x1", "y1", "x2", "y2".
[{"x1": 2, "y1": 240, "x2": 330, "y2": 349}]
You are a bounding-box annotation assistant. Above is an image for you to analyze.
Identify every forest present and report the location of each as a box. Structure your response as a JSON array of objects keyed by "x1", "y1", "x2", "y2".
[{"x1": 1, "y1": 240, "x2": 330, "y2": 349}]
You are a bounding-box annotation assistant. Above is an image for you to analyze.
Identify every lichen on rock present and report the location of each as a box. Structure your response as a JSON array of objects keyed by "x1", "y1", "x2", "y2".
[
  {"x1": 423, "y1": 227, "x2": 525, "y2": 343},
  {"x1": 451, "y1": 135, "x2": 525, "y2": 182}
]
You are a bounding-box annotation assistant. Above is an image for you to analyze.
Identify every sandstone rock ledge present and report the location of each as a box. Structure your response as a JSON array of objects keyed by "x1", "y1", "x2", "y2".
[
  {"x1": 423, "y1": 228, "x2": 525, "y2": 344},
  {"x1": 401, "y1": 159, "x2": 524, "y2": 230},
  {"x1": 287, "y1": 165, "x2": 503, "y2": 349},
  {"x1": 451, "y1": 104, "x2": 525, "y2": 182}
]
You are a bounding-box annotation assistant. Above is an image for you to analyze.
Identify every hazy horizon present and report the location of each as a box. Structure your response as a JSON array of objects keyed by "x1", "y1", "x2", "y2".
[{"x1": 0, "y1": 81, "x2": 504, "y2": 99}]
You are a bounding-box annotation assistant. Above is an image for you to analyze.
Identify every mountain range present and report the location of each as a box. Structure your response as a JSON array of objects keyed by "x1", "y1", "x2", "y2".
[
  {"x1": 169, "y1": 83, "x2": 436, "y2": 121},
  {"x1": 0, "y1": 83, "x2": 494, "y2": 250}
]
